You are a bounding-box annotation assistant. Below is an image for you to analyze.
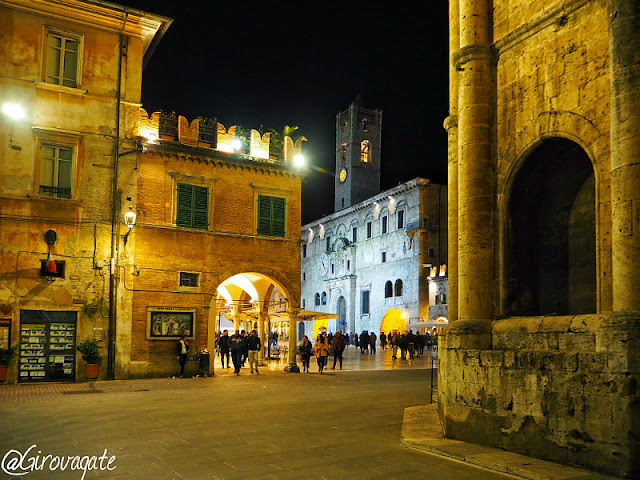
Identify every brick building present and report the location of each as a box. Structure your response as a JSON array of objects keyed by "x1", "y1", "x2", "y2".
[{"x1": 0, "y1": 0, "x2": 305, "y2": 383}]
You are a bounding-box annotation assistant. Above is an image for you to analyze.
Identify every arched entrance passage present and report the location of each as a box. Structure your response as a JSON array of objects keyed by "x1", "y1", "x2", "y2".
[
  {"x1": 210, "y1": 272, "x2": 298, "y2": 372},
  {"x1": 508, "y1": 137, "x2": 596, "y2": 315},
  {"x1": 337, "y1": 296, "x2": 346, "y2": 333},
  {"x1": 380, "y1": 308, "x2": 407, "y2": 335}
]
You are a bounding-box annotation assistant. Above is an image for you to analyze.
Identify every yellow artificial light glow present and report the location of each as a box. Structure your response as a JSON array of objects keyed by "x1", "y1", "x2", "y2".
[
  {"x1": 2, "y1": 102, "x2": 25, "y2": 120},
  {"x1": 124, "y1": 210, "x2": 137, "y2": 228},
  {"x1": 293, "y1": 154, "x2": 305, "y2": 167}
]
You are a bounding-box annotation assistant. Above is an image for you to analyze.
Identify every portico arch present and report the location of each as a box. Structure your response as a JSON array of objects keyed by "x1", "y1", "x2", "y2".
[{"x1": 379, "y1": 308, "x2": 407, "y2": 334}]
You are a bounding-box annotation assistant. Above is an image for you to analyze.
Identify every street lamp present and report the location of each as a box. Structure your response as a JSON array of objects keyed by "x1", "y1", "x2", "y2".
[
  {"x1": 123, "y1": 209, "x2": 136, "y2": 245},
  {"x1": 293, "y1": 154, "x2": 305, "y2": 167}
]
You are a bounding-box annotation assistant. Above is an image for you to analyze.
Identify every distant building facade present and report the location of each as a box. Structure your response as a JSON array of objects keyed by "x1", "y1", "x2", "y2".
[{"x1": 300, "y1": 103, "x2": 447, "y2": 340}]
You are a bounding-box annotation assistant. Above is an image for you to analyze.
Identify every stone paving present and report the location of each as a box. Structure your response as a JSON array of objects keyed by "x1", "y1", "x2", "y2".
[{"x1": 0, "y1": 348, "x2": 515, "y2": 480}]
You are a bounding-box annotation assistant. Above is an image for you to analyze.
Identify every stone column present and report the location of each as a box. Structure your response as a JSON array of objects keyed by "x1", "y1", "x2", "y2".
[
  {"x1": 233, "y1": 305, "x2": 240, "y2": 332},
  {"x1": 445, "y1": 0, "x2": 460, "y2": 322},
  {"x1": 455, "y1": 0, "x2": 494, "y2": 320},
  {"x1": 284, "y1": 310, "x2": 300, "y2": 372},
  {"x1": 258, "y1": 312, "x2": 266, "y2": 364},
  {"x1": 609, "y1": 0, "x2": 640, "y2": 311}
]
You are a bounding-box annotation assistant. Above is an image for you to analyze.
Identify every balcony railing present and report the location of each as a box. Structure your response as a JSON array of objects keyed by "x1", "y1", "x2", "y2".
[
  {"x1": 406, "y1": 218, "x2": 434, "y2": 232},
  {"x1": 39, "y1": 185, "x2": 71, "y2": 199}
]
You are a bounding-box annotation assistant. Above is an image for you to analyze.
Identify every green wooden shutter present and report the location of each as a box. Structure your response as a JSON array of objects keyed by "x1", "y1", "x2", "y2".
[
  {"x1": 176, "y1": 184, "x2": 193, "y2": 227},
  {"x1": 271, "y1": 196, "x2": 285, "y2": 237},
  {"x1": 257, "y1": 195, "x2": 286, "y2": 237},
  {"x1": 177, "y1": 184, "x2": 208, "y2": 229}
]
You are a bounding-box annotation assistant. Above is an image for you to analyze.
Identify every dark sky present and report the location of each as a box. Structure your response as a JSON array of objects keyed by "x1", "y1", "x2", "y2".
[{"x1": 123, "y1": 1, "x2": 450, "y2": 223}]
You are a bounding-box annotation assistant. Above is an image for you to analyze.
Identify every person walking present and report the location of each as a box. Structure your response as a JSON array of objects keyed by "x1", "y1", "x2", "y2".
[
  {"x1": 391, "y1": 331, "x2": 399, "y2": 359},
  {"x1": 299, "y1": 335, "x2": 313, "y2": 372},
  {"x1": 240, "y1": 330, "x2": 249, "y2": 367},
  {"x1": 369, "y1": 331, "x2": 377, "y2": 354},
  {"x1": 229, "y1": 330, "x2": 245, "y2": 375},
  {"x1": 380, "y1": 332, "x2": 387, "y2": 350},
  {"x1": 314, "y1": 332, "x2": 329, "y2": 373},
  {"x1": 331, "y1": 331, "x2": 346, "y2": 370},
  {"x1": 360, "y1": 331, "x2": 368, "y2": 354},
  {"x1": 219, "y1": 330, "x2": 230, "y2": 368},
  {"x1": 175, "y1": 335, "x2": 189, "y2": 377},
  {"x1": 407, "y1": 329, "x2": 416, "y2": 359},
  {"x1": 246, "y1": 330, "x2": 261, "y2": 373}
]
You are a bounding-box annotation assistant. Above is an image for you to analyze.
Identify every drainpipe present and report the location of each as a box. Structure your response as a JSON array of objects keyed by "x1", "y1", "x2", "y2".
[{"x1": 107, "y1": 11, "x2": 128, "y2": 380}]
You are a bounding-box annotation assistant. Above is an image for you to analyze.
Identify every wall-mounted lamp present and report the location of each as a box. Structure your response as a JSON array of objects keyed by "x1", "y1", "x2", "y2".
[
  {"x1": 123, "y1": 209, "x2": 136, "y2": 245},
  {"x1": 293, "y1": 154, "x2": 305, "y2": 167}
]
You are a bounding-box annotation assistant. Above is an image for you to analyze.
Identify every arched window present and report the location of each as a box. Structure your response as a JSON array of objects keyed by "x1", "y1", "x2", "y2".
[
  {"x1": 361, "y1": 140, "x2": 370, "y2": 162},
  {"x1": 395, "y1": 279, "x2": 403, "y2": 297},
  {"x1": 321, "y1": 292, "x2": 327, "y2": 305},
  {"x1": 385, "y1": 281, "x2": 393, "y2": 298},
  {"x1": 315, "y1": 293, "x2": 320, "y2": 306}
]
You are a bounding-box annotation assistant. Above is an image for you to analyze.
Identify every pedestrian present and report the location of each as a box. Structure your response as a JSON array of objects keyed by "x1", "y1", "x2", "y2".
[
  {"x1": 407, "y1": 329, "x2": 416, "y2": 359},
  {"x1": 391, "y1": 331, "x2": 399, "y2": 359},
  {"x1": 360, "y1": 331, "x2": 368, "y2": 354},
  {"x1": 331, "y1": 331, "x2": 346, "y2": 370},
  {"x1": 314, "y1": 332, "x2": 329, "y2": 373},
  {"x1": 229, "y1": 329, "x2": 245, "y2": 375},
  {"x1": 354, "y1": 332, "x2": 359, "y2": 349},
  {"x1": 299, "y1": 335, "x2": 313, "y2": 372},
  {"x1": 241, "y1": 330, "x2": 248, "y2": 367},
  {"x1": 175, "y1": 335, "x2": 189, "y2": 377},
  {"x1": 272, "y1": 331, "x2": 278, "y2": 347},
  {"x1": 369, "y1": 331, "x2": 377, "y2": 354},
  {"x1": 399, "y1": 333, "x2": 408, "y2": 360},
  {"x1": 246, "y1": 330, "x2": 261, "y2": 373},
  {"x1": 219, "y1": 329, "x2": 230, "y2": 368},
  {"x1": 380, "y1": 331, "x2": 387, "y2": 350}
]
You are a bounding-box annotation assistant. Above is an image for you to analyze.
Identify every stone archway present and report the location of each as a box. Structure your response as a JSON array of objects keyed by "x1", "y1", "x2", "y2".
[
  {"x1": 379, "y1": 308, "x2": 407, "y2": 334},
  {"x1": 507, "y1": 137, "x2": 596, "y2": 316}
]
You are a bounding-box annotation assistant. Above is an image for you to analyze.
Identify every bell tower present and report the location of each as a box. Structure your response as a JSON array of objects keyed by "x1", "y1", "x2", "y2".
[{"x1": 334, "y1": 100, "x2": 382, "y2": 212}]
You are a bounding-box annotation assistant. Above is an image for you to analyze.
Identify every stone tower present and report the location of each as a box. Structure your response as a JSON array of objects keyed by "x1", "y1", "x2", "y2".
[
  {"x1": 440, "y1": 0, "x2": 640, "y2": 477},
  {"x1": 334, "y1": 100, "x2": 382, "y2": 212}
]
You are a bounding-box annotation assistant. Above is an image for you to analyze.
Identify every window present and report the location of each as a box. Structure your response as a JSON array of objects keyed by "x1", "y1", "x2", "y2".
[
  {"x1": 321, "y1": 292, "x2": 327, "y2": 305},
  {"x1": 302, "y1": 244, "x2": 307, "y2": 258},
  {"x1": 352, "y1": 227, "x2": 358, "y2": 243},
  {"x1": 429, "y1": 248, "x2": 435, "y2": 257},
  {"x1": 366, "y1": 221, "x2": 372, "y2": 239},
  {"x1": 302, "y1": 299, "x2": 306, "y2": 309},
  {"x1": 331, "y1": 264, "x2": 334, "y2": 275},
  {"x1": 382, "y1": 252, "x2": 387, "y2": 263},
  {"x1": 347, "y1": 260, "x2": 350, "y2": 271},
  {"x1": 397, "y1": 210, "x2": 405, "y2": 229},
  {"x1": 45, "y1": 29, "x2": 81, "y2": 88},
  {"x1": 395, "y1": 279, "x2": 403, "y2": 297},
  {"x1": 40, "y1": 145, "x2": 72, "y2": 198},
  {"x1": 257, "y1": 195, "x2": 286, "y2": 237},
  {"x1": 341, "y1": 143, "x2": 347, "y2": 163},
  {"x1": 177, "y1": 183, "x2": 209, "y2": 229},
  {"x1": 302, "y1": 272, "x2": 306, "y2": 281},
  {"x1": 315, "y1": 293, "x2": 320, "y2": 306},
  {"x1": 381, "y1": 215, "x2": 388, "y2": 234},
  {"x1": 362, "y1": 118, "x2": 369, "y2": 131},
  {"x1": 179, "y1": 272, "x2": 199, "y2": 287},
  {"x1": 361, "y1": 291, "x2": 370, "y2": 314},
  {"x1": 385, "y1": 281, "x2": 393, "y2": 298},
  {"x1": 326, "y1": 236, "x2": 331, "y2": 252},
  {"x1": 361, "y1": 140, "x2": 371, "y2": 162}
]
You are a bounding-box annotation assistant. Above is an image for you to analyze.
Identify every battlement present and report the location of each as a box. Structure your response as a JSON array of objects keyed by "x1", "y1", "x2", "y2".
[{"x1": 137, "y1": 108, "x2": 305, "y2": 164}]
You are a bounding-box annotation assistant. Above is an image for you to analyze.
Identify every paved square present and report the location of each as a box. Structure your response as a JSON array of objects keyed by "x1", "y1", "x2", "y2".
[{"x1": 0, "y1": 350, "x2": 512, "y2": 479}]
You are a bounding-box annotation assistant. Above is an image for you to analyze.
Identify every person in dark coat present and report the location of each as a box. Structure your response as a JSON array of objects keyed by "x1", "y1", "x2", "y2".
[
  {"x1": 299, "y1": 335, "x2": 313, "y2": 372},
  {"x1": 331, "y1": 331, "x2": 346, "y2": 370},
  {"x1": 399, "y1": 333, "x2": 408, "y2": 360},
  {"x1": 218, "y1": 330, "x2": 230, "y2": 368},
  {"x1": 246, "y1": 330, "x2": 261, "y2": 373},
  {"x1": 380, "y1": 332, "x2": 387, "y2": 350},
  {"x1": 175, "y1": 336, "x2": 189, "y2": 377},
  {"x1": 369, "y1": 332, "x2": 377, "y2": 354},
  {"x1": 360, "y1": 331, "x2": 368, "y2": 354},
  {"x1": 229, "y1": 330, "x2": 245, "y2": 375}
]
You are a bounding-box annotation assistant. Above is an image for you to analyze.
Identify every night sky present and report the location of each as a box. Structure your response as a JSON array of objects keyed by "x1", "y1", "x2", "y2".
[{"x1": 123, "y1": 1, "x2": 450, "y2": 223}]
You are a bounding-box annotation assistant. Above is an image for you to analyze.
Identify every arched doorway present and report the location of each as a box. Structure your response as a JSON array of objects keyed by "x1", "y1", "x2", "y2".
[
  {"x1": 379, "y1": 308, "x2": 407, "y2": 335},
  {"x1": 508, "y1": 137, "x2": 596, "y2": 315},
  {"x1": 337, "y1": 296, "x2": 346, "y2": 333}
]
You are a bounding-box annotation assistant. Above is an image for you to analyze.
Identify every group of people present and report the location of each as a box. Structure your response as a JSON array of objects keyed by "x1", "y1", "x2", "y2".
[
  {"x1": 299, "y1": 330, "x2": 347, "y2": 373},
  {"x1": 216, "y1": 329, "x2": 262, "y2": 375}
]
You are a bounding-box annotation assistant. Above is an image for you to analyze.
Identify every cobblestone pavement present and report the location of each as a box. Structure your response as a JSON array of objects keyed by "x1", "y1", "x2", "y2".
[{"x1": 0, "y1": 349, "x2": 512, "y2": 480}]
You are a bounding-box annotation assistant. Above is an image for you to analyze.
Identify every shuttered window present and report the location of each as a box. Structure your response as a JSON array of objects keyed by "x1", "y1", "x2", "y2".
[
  {"x1": 257, "y1": 195, "x2": 286, "y2": 237},
  {"x1": 176, "y1": 183, "x2": 208, "y2": 229}
]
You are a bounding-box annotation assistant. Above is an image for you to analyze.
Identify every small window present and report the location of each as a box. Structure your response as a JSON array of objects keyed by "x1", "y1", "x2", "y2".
[
  {"x1": 326, "y1": 236, "x2": 331, "y2": 252},
  {"x1": 385, "y1": 281, "x2": 393, "y2": 298},
  {"x1": 40, "y1": 260, "x2": 65, "y2": 278},
  {"x1": 429, "y1": 248, "x2": 435, "y2": 257},
  {"x1": 40, "y1": 145, "x2": 72, "y2": 199},
  {"x1": 362, "y1": 118, "x2": 369, "y2": 132},
  {"x1": 179, "y1": 272, "x2": 199, "y2": 287},
  {"x1": 381, "y1": 216, "x2": 388, "y2": 234},
  {"x1": 366, "y1": 221, "x2": 372, "y2": 239},
  {"x1": 397, "y1": 210, "x2": 405, "y2": 229},
  {"x1": 177, "y1": 183, "x2": 208, "y2": 229},
  {"x1": 302, "y1": 244, "x2": 307, "y2": 258},
  {"x1": 361, "y1": 140, "x2": 371, "y2": 163},
  {"x1": 302, "y1": 299, "x2": 306, "y2": 309},
  {"x1": 257, "y1": 195, "x2": 286, "y2": 237},
  {"x1": 382, "y1": 252, "x2": 387, "y2": 263},
  {"x1": 321, "y1": 292, "x2": 327, "y2": 305},
  {"x1": 361, "y1": 290, "x2": 370, "y2": 314},
  {"x1": 352, "y1": 227, "x2": 358, "y2": 243},
  {"x1": 341, "y1": 143, "x2": 347, "y2": 163},
  {"x1": 302, "y1": 272, "x2": 306, "y2": 281},
  {"x1": 331, "y1": 264, "x2": 334, "y2": 275},
  {"x1": 395, "y1": 279, "x2": 403, "y2": 297},
  {"x1": 347, "y1": 260, "x2": 350, "y2": 271},
  {"x1": 315, "y1": 293, "x2": 320, "y2": 306},
  {"x1": 45, "y1": 29, "x2": 82, "y2": 87},
  {"x1": 342, "y1": 121, "x2": 348, "y2": 132}
]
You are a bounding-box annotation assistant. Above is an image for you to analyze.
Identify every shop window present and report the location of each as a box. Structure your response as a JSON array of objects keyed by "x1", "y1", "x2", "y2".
[
  {"x1": 44, "y1": 29, "x2": 82, "y2": 88},
  {"x1": 361, "y1": 140, "x2": 371, "y2": 163},
  {"x1": 395, "y1": 279, "x2": 403, "y2": 297},
  {"x1": 257, "y1": 195, "x2": 286, "y2": 237},
  {"x1": 385, "y1": 281, "x2": 393, "y2": 298},
  {"x1": 179, "y1": 272, "x2": 199, "y2": 287},
  {"x1": 361, "y1": 290, "x2": 370, "y2": 314},
  {"x1": 177, "y1": 183, "x2": 209, "y2": 229},
  {"x1": 40, "y1": 145, "x2": 72, "y2": 199}
]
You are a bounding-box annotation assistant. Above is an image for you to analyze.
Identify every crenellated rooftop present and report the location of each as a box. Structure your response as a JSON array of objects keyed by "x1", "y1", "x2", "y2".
[{"x1": 137, "y1": 108, "x2": 306, "y2": 165}]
